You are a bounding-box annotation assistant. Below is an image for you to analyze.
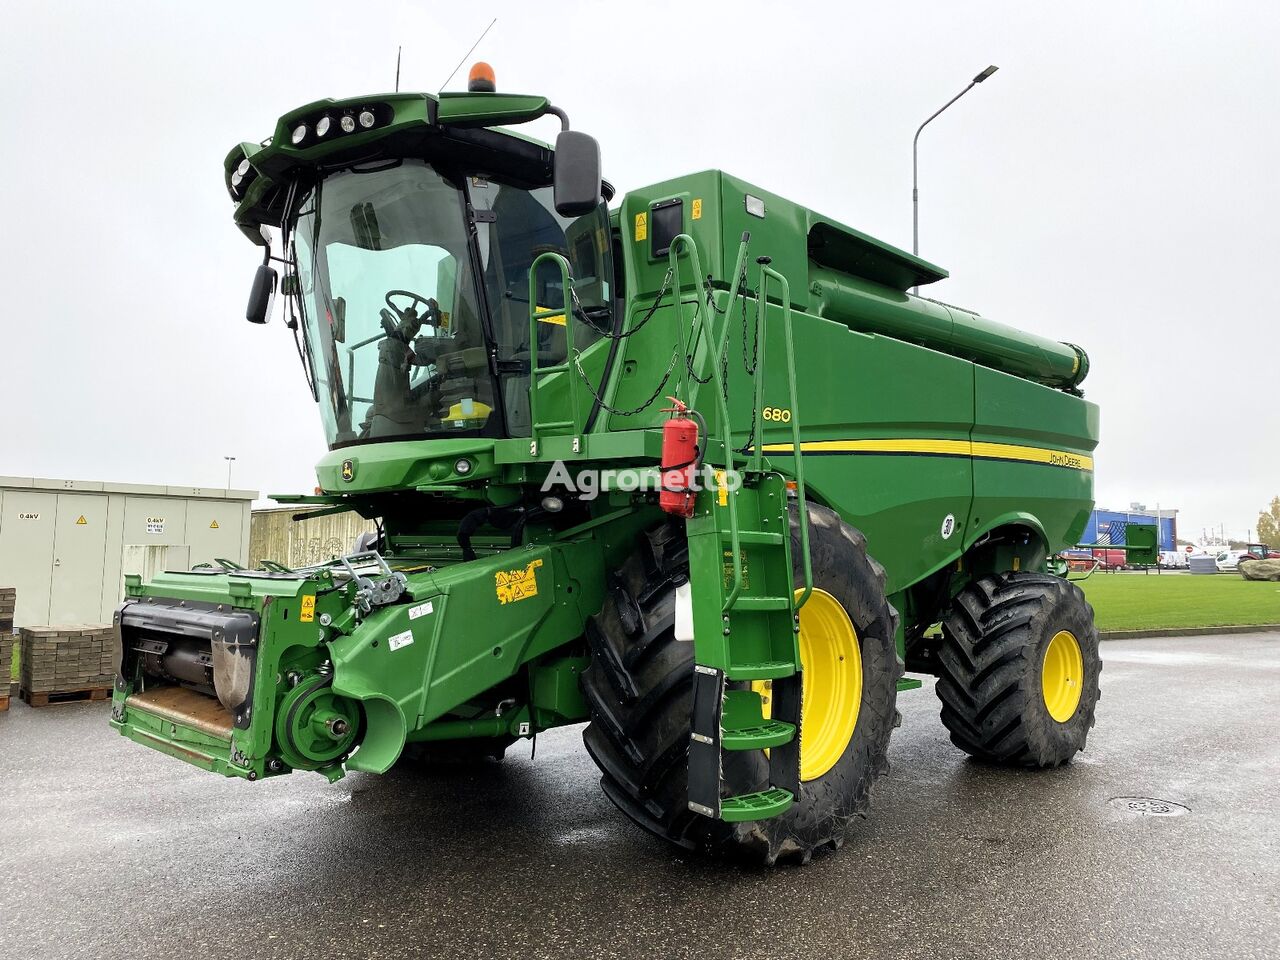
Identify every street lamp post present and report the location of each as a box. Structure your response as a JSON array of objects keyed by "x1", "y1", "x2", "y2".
[
  {"x1": 224, "y1": 456, "x2": 236, "y2": 490},
  {"x1": 912, "y1": 65, "x2": 999, "y2": 293}
]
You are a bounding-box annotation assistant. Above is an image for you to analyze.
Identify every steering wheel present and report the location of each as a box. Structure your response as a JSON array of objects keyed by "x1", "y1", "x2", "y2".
[{"x1": 380, "y1": 289, "x2": 438, "y2": 340}]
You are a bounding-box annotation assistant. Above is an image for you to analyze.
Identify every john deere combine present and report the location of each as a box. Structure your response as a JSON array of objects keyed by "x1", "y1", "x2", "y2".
[{"x1": 111, "y1": 65, "x2": 1131, "y2": 863}]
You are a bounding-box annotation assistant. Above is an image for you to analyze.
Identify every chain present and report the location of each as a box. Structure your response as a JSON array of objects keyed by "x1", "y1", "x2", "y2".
[
  {"x1": 574, "y1": 347, "x2": 681, "y2": 417},
  {"x1": 570, "y1": 268, "x2": 673, "y2": 341}
]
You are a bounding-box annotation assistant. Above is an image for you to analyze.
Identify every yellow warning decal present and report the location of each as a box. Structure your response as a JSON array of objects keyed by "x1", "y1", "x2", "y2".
[
  {"x1": 496, "y1": 558, "x2": 543, "y2": 604},
  {"x1": 714, "y1": 469, "x2": 729, "y2": 507},
  {"x1": 76, "y1": 515, "x2": 87, "y2": 525},
  {"x1": 692, "y1": 198, "x2": 703, "y2": 220},
  {"x1": 300, "y1": 595, "x2": 316, "y2": 622},
  {"x1": 210, "y1": 520, "x2": 220, "y2": 529},
  {"x1": 634, "y1": 211, "x2": 647, "y2": 242}
]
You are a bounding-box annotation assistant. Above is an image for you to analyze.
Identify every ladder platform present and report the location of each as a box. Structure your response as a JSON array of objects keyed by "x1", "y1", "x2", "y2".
[
  {"x1": 721, "y1": 719, "x2": 795, "y2": 751},
  {"x1": 729, "y1": 596, "x2": 793, "y2": 612},
  {"x1": 719, "y1": 788, "x2": 795, "y2": 822},
  {"x1": 729, "y1": 530, "x2": 785, "y2": 546},
  {"x1": 725, "y1": 660, "x2": 797, "y2": 681}
]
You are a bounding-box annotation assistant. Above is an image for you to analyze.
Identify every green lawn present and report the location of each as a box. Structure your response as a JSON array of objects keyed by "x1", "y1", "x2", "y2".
[{"x1": 1078, "y1": 572, "x2": 1280, "y2": 632}]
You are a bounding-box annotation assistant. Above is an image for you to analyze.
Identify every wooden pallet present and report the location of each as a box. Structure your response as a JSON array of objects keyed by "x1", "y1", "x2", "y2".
[{"x1": 19, "y1": 686, "x2": 111, "y2": 707}]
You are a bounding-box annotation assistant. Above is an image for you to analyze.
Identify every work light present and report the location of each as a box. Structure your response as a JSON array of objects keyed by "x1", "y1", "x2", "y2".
[
  {"x1": 291, "y1": 123, "x2": 308, "y2": 145},
  {"x1": 358, "y1": 110, "x2": 376, "y2": 129},
  {"x1": 315, "y1": 116, "x2": 332, "y2": 137}
]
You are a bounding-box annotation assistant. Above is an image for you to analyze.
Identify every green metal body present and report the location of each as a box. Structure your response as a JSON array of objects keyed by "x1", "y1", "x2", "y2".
[{"x1": 112, "y1": 87, "x2": 1098, "y2": 809}]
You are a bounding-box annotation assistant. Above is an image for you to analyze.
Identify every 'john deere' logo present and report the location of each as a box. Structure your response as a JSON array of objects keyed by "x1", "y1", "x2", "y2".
[{"x1": 341, "y1": 459, "x2": 355, "y2": 482}]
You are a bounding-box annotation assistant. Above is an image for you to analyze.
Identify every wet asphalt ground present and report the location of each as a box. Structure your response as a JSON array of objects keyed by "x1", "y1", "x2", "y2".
[{"x1": 2, "y1": 632, "x2": 1278, "y2": 960}]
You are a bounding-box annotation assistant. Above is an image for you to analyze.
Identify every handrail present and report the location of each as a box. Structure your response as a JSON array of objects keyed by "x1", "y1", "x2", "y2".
[
  {"x1": 666, "y1": 233, "x2": 754, "y2": 610},
  {"x1": 759, "y1": 263, "x2": 812, "y2": 610},
  {"x1": 527, "y1": 251, "x2": 582, "y2": 455}
]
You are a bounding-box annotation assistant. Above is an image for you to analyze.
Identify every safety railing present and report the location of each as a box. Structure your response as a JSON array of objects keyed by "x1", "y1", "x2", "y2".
[{"x1": 526, "y1": 251, "x2": 583, "y2": 457}]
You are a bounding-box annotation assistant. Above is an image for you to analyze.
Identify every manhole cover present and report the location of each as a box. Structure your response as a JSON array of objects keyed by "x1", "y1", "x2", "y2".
[{"x1": 1110, "y1": 796, "x2": 1190, "y2": 817}]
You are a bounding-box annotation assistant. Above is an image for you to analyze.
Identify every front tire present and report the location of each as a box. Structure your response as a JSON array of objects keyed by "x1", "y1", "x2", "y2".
[
  {"x1": 581, "y1": 505, "x2": 902, "y2": 864},
  {"x1": 936, "y1": 572, "x2": 1100, "y2": 767}
]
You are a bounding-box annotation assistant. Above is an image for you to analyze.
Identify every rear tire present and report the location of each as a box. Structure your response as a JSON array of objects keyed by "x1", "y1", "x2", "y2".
[
  {"x1": 936, "y1": 572, "x2": 1100, "y2": 767},
  {"x1": 581, "y1": 505, "x2": 901, "y2": 864}
]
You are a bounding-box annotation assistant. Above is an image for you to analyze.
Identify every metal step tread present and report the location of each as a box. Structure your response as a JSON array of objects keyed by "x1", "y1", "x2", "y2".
[
  {"x1": 727, "y1": 530, "x2": 785, "y2": 546},
  {"x1": 730, "y1": 596, "x2": 793, "y2": 612},
  {"x1": 721, "y1": 718, "x2": 795, "y2": 751},
  {"x1": 725, "y1": 660, "x2": 797, "y2": 681},
  {"x1": 719, "y1": 788, "x2": 795, "y2": 822}
]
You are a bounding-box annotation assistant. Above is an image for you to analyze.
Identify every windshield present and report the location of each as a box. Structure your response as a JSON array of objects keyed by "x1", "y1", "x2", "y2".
[{"x1": 290, "y1": 159, "x2": 613, "y2": 448}]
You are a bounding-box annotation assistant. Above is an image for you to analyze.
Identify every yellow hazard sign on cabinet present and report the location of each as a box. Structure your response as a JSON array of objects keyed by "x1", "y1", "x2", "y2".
[
  {"x1": 634, "y1": 211, "x2": 647, "y2": 242},
  {"x1": 76, "y1": 515, "x2": 87, "y2": 525},
  {"x1": 495, "y1": 558, "x2": 543, "y2": 604},
  {"x1": 299, "y1": 595, "x2": 316, "y2": 622},
  {"x1": 210, "y1": 520, "x2": 219, "y2": 529},
  {"x1": 692, "y1": 198, "x2": 703, "y2": 220}
]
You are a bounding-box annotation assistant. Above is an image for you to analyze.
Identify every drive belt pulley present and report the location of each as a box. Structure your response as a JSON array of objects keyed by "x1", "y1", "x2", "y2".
[{"x1": 274, "y1": 674, "x2": 360, "y2": 770}]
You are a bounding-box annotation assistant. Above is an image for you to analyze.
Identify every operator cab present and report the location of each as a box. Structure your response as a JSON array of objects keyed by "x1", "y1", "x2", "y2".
[
  {"x1": 289, "y1": 159, "x2": 614, "y2": 447},
  {"x1": 239, "y1": 68, "x2": 614, "y2": 450}
]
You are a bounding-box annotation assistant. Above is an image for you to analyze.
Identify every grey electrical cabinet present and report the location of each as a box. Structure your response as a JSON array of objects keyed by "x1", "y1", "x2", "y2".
[{"x1": 0, "y1": 476, "x2": 256, "y2": 628}]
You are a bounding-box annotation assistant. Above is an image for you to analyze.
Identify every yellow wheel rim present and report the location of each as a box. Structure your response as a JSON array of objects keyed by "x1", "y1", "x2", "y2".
[
  {"x1": 1041, "y1": 629, "x2": 1084, "y2": 722},
  {"x1": 755, "y1": 588, "x2": 862, "y2": 782}
]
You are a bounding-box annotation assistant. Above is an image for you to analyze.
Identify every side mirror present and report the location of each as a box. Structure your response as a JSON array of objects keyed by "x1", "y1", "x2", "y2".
[
  {"x1": 553, "y1": 130, "x2": 602, "y2": 217},
  {"x1": 246, "y1": 264, "x2": 278, "y2": 324}
]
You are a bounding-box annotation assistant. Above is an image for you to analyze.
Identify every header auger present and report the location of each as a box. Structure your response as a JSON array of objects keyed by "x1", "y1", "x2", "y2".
[{"x1": 112, "y1": 65, "x2": 1107, "y2": 863}]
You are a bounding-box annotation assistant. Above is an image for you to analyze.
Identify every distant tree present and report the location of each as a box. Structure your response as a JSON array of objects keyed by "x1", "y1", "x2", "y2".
[{"x1": 1258, "y1": 496, "x2": 1280, "y2": 547}]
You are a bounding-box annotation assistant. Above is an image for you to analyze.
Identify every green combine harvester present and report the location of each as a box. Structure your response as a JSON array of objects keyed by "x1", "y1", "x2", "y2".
[{"x1": 111, "y1": 65, "x2": 1147, "y2": 863}]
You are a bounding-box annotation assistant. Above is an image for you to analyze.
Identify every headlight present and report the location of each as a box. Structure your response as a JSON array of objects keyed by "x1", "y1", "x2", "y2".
[
  {"x1": 236, "y1": 158, "x2": 251, "y2": 177},
  {"x1": 315, "y1": 115, "x2": 332, "y2": 137},
  {"x1": 291, "y1": 123, "x2": 308, "y2": 145},
  {"x1": 454, "y1": 458, "x2": 473, "y2": 476},
  {"x1": 340, "y1": 114, "x2": 356, "y2": 133},
  {"x1": 358, "y1": 109, "x2": 376, "y2": 129}
]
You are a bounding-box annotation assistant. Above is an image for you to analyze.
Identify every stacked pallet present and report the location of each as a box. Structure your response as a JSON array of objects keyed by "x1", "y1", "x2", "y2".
[
  {"x1": 0, "y1": 587, "x2": 13, "y2": 711},
  {"x1": 19, "y1": 624, "x2": 115, "y2": 707}
]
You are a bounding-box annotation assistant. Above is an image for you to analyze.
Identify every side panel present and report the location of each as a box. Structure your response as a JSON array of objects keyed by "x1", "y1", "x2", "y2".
[
  {"x1": 0, "y1": 490, "x2": 57, "y2": 626},
  {"x1": 49, "y1": 493, "x2": 109, "y2": 624},
  {"x1": 185, "y1": 500, "x2": 247, "y2": 567},
  {"x1": 969, "y1": 366, "x2": 1098, "y2": 553},
  {"x1": 746, "y1": 305, "x2": 976, "y2": 595}
]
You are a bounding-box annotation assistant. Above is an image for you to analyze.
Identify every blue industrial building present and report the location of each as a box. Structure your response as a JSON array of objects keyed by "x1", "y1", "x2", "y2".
[{"x1": 1082, "y1": 506, "x2": 1178, "y2": 552}]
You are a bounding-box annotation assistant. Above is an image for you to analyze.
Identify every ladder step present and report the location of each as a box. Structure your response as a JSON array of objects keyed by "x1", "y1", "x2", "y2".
[
  {"x1": 719, "y1": 788, "x2": 795, "y2": 822},
  {"x1": 730, "y1": 596, "x2": 793, "y2": 612},
  {"x1": 726, "y1": 530, "x2": 785, "y2": 546},
  {"x1": 725, "y1": 660, "x2": 797, "y2": 681},
  {"x1": 722, "y1": 719, "x2": 795, "y2": 751}
]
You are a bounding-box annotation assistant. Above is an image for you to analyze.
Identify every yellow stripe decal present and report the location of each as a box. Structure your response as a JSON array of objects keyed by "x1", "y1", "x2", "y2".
[{"x1": 758, "y1": 439, "x2": 1093, "y2": 471}]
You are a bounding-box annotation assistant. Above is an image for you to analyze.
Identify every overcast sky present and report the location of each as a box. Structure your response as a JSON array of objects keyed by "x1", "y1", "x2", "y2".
[{"x1": 1, "y1": 1, "x2": 1276, "y2": 543}]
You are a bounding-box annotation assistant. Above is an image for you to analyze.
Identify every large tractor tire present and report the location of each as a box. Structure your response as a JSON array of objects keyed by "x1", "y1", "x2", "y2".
[
  {"x1": 581, "y1": 505, "x2": 902, "y2": 864},
  {"x1": 936, "y1": 572, "x2": 1100, "y2": 767}
]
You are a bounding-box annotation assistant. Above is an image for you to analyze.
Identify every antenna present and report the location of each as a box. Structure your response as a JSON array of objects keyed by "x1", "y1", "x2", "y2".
[
  {"x1": 437, "y1": 17, "x2": 497, "y2": 93},
  {"x1": 395, "y1": 45, "x2": 402, "y2": 92}
]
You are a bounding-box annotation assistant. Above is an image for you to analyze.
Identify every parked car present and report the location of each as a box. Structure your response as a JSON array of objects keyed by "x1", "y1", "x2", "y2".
[
  {"x1": 1216, "y1": 550, "x2": 1248, "y2": 571},
  {"x1": 1092, "y1": 548, "x2": 1127, "y2": 571},
  {"x1": 1159, "y1": 550, "x2": 1188, "y2": 569}
]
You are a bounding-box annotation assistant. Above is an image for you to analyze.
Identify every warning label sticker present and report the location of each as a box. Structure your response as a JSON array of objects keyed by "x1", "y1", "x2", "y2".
[
  {"x1": 299, "y1": 595, "x2": 316, "y2": 623},
  {"x1": 634, "y1": 211, "x2": 647, "y2": 242},
  {"x1": 389, "y1": 629, "x2": 414, "y2": 651},
  {"x1": 495, "y1": 558, "x2": 543, "y2": 605},
  {"x1": 76, "y1": 515, "x2": 87, "y2": 525},
  {"x1": 408, "y1": 600, "x2": 435, "y2": 621},
  {"x1": 210, "y1": 520, "x2": 220, "y2": 529},
  {"x1": 146, "y1": 517, "x2": 165, "y2": 535}
]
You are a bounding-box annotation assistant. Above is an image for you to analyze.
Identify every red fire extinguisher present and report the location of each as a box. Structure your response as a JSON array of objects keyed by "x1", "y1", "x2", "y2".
[{"x1": 659, "y1": 397, "x2": 704, "y2": 518}]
